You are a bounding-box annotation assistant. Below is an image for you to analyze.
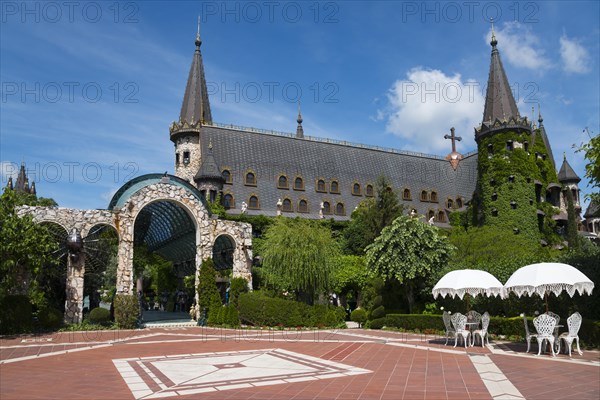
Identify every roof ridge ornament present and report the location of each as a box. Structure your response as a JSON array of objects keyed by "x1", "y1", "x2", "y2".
[
  {"x1": 490, "y1": 18, "x2": 497, "y2": 48},
  {"x1": 196, "y1": 16, "x2": 201, "y2": 49},
  {"x1": 296, "y1": 99, "x2": 304, "y2": 138}
]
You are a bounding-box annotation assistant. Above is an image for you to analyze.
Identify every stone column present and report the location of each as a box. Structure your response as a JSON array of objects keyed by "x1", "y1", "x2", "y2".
[
  {"x1": 116, "y1": 212, "x2": 134, "y2": 294},
  {"x1": 64, "y1": 254, "x2": 85, "y2": 324}
]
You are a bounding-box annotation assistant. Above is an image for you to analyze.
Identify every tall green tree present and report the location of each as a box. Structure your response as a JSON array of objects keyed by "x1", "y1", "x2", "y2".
[
  {"x1": 330, "y1": 255, "x2": 370, "y2": 307},
  {"x1": 259, "y1": 217, "x2": 339, "y2": 304},
  {"x1": 0, "y1": 189, "x2": 59, "y2": 301},
  {"x1": 197, "y1": 258, "x2": 221, "y2": 314},
  {"x1": 575, "y1": 129, "x2": 600, "y2": 203},
  {"x1": 565, "y1": 189, "x2": 580, "y2": 250},
  {"x1": 365, "y1": 215, "x2": 454, "y2": 313},
  {"x1": 343, "y1": 175, "x2": 403, "y2": 255}
]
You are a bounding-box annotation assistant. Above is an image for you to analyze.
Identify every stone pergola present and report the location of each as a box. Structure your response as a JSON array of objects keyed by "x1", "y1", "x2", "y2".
[{"x1": 18, "y1": 174, "x2": 253, "y2": 324}]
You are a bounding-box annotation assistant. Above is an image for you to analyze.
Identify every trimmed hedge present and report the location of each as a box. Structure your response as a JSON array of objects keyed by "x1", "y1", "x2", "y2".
[
  {"x1": 368, "y1": 313, "x2": 600, "y2": 347},
  {"x1": 114, "y1": 294, "x2": 139, "y2": 329},
  {"x1": 237, "y1": 292, "x2": 345, "y2": 328},
  {"x1": 351, "y1": 309, "x2": 367, "y2": 327},
  {"x1": 88, "y1": 307, "x2": 111, "y2": 325},
  {"x1": 209, "y1": 305, "x2": 241, "y2": 327},
  {"x1": 0, "y1": 295, "x2": 33, "y2": 335},
  {"x1": 37, "y1": 306, "x2": 63, "y2": 330}
]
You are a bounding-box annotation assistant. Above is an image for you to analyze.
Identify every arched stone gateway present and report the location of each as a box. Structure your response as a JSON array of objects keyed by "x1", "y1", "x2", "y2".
[{"x1": 17, "y1": 174, "x2": 253, "y2": 324}]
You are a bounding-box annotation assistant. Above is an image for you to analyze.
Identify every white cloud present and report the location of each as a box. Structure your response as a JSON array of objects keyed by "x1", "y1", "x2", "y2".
[
  {"x1": 488, "y1": 22, "x2": 551, "y2": 71},
  {"x1": 384, "y1": 68, "x2": 484, "y2": 153},
  {"x1": 560, "y1": 35, "x2": 591, "y2": 73}
]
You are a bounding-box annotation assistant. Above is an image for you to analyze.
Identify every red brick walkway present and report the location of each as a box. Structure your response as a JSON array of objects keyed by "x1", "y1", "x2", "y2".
[{"x1": 1, "y1": 328, "x2": 598, "y2": 399}]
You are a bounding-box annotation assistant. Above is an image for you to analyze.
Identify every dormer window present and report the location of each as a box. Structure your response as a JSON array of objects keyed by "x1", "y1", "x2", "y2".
[
  {"x1": 506, "y1": 140, "x2": 514, "y2": 151},
  {"x1": 352, "y1": 183, "x2": 361, "y2": 196},
  {"x1": 330, "y1": 180, "x2": 340, "y2": 194},
  {"x1": 437, "y1": 211, "x2": 445, "y2": 222},
  {"x1": 222, "y1": 169, "x2": 232, "y2": 184},
  {"x1": 430, "y1": 191, "x2": 438, "y2": 203},
  {"x1": 487, "y1": 143, "x2": 493, "y2": 155},
  {"x1": 245, "y1": 171, "x2": 257, "y2": 186},
  {"x1": 492, "y1": 192, "x2": 498, "y2": 201},
  {"x1": 282, "y1": 198, "x2": 292, "y2": 212},
  {"x1": 366, "y1": 184, "x2": 374, "y2": 197},
  {"x1": 323, "y1": 201, "x2": 331, "y2": 215},
  {"x1": 508, "y1": 175, "x2": 515, "y2": 183},
  {"x1": 183, "y1": 151, "x2": 190, "y2": 165},
  {"x1": 248, "y1": 195, "x2": 260, "y2": 209},
  {"x1": 294, "y1": 176, "x2": 304, "y2": 190},
  {"x1": 403, "y1": 188, "x2": 411, "y2": 201},
  {"x1": 491, "y1": 208, "x2": 498, "y2": 217},
  {"x1": 298, "y1": 199, "x2": 308, "y2": 213},
  {"x1": 316, "y1": 179, "x2": 326, "y2": 193},
  {"x1": 175, "y1": 153, "x2": 180, "y2": 165},
  {"x1": 335, "y1": 202, "x2": 345, "y2": 215},
  {"x1": 278, "y1": 175, "x2": 288, "y2": 189},
  {"x1": 223, "y1": 193, "x2": 234, "y2": 209},
  {"x1": 456, "y1": 198, "x2": 463, "y2": 208},
  {"x1": 510, "y1": 201, "x2": 517, "y2": 209},
  {"x1": 447, "y1": 199, "x2": 454, "y2": 209},
  {"x1": 524, "y1": 141, "x2": 529, "y2": 152},
  {"x1": 420, "y1": 190, "x2": 428, "y2": 202}
]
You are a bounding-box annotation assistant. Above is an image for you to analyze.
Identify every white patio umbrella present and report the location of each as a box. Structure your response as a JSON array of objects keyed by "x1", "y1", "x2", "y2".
[
  {"x1": 503, "y1": 262, "x2": 594, "y2": 312},
  {"x1": 432, "y1": 269, "x2": 504, "y2": 309}
]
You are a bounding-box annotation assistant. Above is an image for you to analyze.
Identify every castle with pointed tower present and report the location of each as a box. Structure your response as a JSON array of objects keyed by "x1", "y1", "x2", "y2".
[{"x1": 168, "y1": 23, "x2": 585, "y2": 243}]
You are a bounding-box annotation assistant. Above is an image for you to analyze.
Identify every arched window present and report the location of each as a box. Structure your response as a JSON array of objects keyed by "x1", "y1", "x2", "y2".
[
  {"x1": 421, "y1": 190, "x2": 428, "y2": 202},
  {"x1": 335, "y1": 202, "x2": 345, "y2": 215},
  {"x1": 437, "y1": 211, "x2": 445, "y2": 222},
  {"x1": 447, "y1": 198, "x2": 454, "y2": 209},
  {"x1": 430, "y1": 191, "x2": 438, "y2": 202},
  {"x1": 222, "y1": 169, "x2": 232, "y2": 184},
  {"x1": 282, "y1": 198, "x2": 292, "y2": 212},
  {"x1": 294, "y1": 176, "x2": 304, "y2": 190},
  {"x1": 175, "y1": 153, "x2": 180, "y2": 165},
  {"x1": 245, "y1": 171, "x2": 256, "y2": 186},
  {"x1": 278, "y1": 175, "x2": 288, "y2": 189},
  {"x1": 428, "y1": 210, "x2": 435, "y2": 220},
  {"x1": 317, "y1": 179, "x2": 326, "y2": 192},
  {"x1": 323, "y1": 201, "x2": 331, "y2": 214},
  {"x1": 223, "y1": 194, "x2": 234, "y2": 209},
  {"x1": 183, "y1": 151, "x2": 190, "y2": 164},
  {"x1": 352, "y1": 183, "x2": 361, "y2": 195},
  {"x1": 298, "y1": 199, "x2": 308, "y2": 213},
  {"x1": 248, "y1": 195, "x2": 259, "y2": 209},
  {"x1": 456, "y1": 198, "x2": 463, "y2": 208},
  {"x1": 330, "y1": 180, "x2": 340, "y2": 193},
  {"x1": 366, "y1": 184, "x2": 374, "y2": 197},
  {"x1": 403, "y1": 188, "x2": 411, "y2": 201}
]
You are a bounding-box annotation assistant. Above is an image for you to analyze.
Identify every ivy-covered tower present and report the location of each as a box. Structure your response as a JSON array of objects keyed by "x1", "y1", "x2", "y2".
[
  {"x1": 170, "y1": 20, "x2": 212, "y2": 183},
  {"x1": 474, "y1": 30, "x2": 559, "y2": 241}
]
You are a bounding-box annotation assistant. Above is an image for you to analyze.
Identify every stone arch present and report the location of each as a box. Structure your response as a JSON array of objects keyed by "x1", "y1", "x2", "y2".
[{"x1": 213, "y1": 234, "x2": 235, "y2": 270}]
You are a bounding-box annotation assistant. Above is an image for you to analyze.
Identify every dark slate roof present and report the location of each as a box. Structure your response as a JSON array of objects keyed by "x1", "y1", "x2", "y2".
[
  {"x1": 179, "y1": 32, "x2": 212, "y2": 125},
  {"x1": 195, "y1": 143, "x2": 225, "y2": 182},
  {"x1": 200, "y1": 123, "x2": 478, "y2": 220},
  {"x1": 537, "y1": 114, "x2": 556, "y2": 170},
  {"x1": 557, "y1": 156, "x2": 581, "y2": 183},
  {"x1": 482, "y1": 34, "x2": 520, "y2": 126}
]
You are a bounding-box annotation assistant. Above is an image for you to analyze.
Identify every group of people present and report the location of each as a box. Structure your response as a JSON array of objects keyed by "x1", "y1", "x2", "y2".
[{"x1": 138, "y1": 289, "x2": 189, "y2": 312}]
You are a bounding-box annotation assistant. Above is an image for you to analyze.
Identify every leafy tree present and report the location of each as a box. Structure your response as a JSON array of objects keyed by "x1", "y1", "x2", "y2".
[
  {"x1": 330, "y1": 255, "x2": 370, "y2": 307},
  {"x1": 565, "y1": 189, "x2": 580, "y2": 250},
  {"x1": 343, "y1": 175, "x2": 403, "y2": 255},
  {"x1": 259, "y1": 217, "x2": 340, "y2": 304},
  {"x1": 574, "y1": 129, "x2": 600, "y2": 203},
  {"x1": 0, "y1": 188, "x2": 59, "y2": 302},
  {"x1": 366, "y1": 215, "x2": 454, "y2": 313}
]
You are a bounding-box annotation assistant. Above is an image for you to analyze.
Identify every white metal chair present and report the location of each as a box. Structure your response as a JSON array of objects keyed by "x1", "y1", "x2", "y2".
[
  {"x1": 472, "y1": 312, "x2": 490, "y2": 347},
  {"x1": 466, "y1": 310, "x2": 482, "y2": 326},
  {"x1": 451, "y1": 312, "x2": 470, "y2": 349},
  {"x1": 547, "y1": 311, "x2": 560, "y2": 325},
  {"x1": 558, "y1": 312, "x2": 583, "y2": 357},
  {"x1": 442, "y1": 311, "x2": 455, "y2": 345},
  {"x1": 533, "y1": 313, "x2": 557, "y2": 356},
  {"x1": 522, "y1": 314, "x2": 537, "y2": 353}
]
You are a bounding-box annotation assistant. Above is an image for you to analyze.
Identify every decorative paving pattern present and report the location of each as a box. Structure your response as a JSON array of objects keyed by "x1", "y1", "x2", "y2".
[
  {"x1": 469, "y1": 354, "x2": 525, "y2": 400},
  {"x1": 113, "y1": 348, "x2": 371, "y2": 399}
]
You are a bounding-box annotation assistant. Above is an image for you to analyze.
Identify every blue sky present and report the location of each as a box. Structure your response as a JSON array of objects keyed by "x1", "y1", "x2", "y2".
[{"x1": 1, "y1": 1, "x2": 599, "y2": 212}]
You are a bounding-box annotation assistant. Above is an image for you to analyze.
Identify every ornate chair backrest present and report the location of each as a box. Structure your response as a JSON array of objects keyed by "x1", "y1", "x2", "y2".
[
  {"x1": 451, "y1": 312, "x2": 467, "y2": 331},
  {"x1": 533, "y1": 313, "x2": 557, "y2": 336},
  {"x1": 480, "y1": 312, "x2": 490, "y2": 331},
  {"x1": 442, "y1": 311, "x2": 453, "y2": 331},
  {"x1": 522, "y1": 314, "x2": 531, "y2": 336},
  {"x1": 546, "y1": 311, "x2": 560, "y2": 325},
  {"x1": 566, "y1": 312, "x2": 582, "y2": 337},
  {"x1": 466, "y1": 310, "x2": 482, "y2": 324}
]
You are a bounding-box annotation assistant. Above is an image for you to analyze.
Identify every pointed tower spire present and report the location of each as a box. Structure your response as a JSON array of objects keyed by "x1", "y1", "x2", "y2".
[
  {"x1": 558, "y1": 154, "x2": 581, "y2": 183},
  {"x1": 296, "y1": 100, "x2": 304, "y2": 138},
  {"x1": 538, "y1": 104, "x2": 543, "y2": 126},
  {"x1": 476, "y1": 21, "x2": 530, "y2": 140},
  {"x1": 178, "y1": 17, "x2": 212, "y2": 127}
]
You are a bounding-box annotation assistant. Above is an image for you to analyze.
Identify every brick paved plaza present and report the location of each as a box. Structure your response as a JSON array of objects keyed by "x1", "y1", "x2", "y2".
[{"x1": 1, "y1": 327, "x2": 598, "y2": 399}]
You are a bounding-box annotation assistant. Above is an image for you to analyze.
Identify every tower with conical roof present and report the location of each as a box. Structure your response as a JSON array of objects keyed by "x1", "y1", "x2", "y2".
[
  {"x1": 558, "y1": 153, "x2": 582, "y2": 214},
  {"x1": 474, "y1": 27, "x2": 560, "y2": 241},
  {"x1": 7, "y1": 162, "x2": 37, "y2": 197},
  {"x1": 170, "y1": 18, "x2": 212, "y2": 183},
  {"x1": 194, "y1": 139, "x2": 225, "y2": 203}
]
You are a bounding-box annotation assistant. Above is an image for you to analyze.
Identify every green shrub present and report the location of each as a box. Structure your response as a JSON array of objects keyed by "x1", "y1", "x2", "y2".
[
  {"x1": 229, "y1": 277, "x2": 249, "y2": 307},
  {"x1": 0, "y1": 295, "x2": 32, "y2": 334},
  {"x1": 237, "y1": 292, "x2": 344, "y2": 327},
  {"x1": 372, "y1": 295, "x2": 383, "y2": 309},
  {"x1": 381, "y1": 314, "x2": 443, "y2": 332},
  {"x1": 37, "y1": 306, "x2": 63, "y2": 330},
  {"x1": 225, "y1": 306, "x2": 240, "y2": 327},
  {"x1": 369, "y1": 317, "x2": 387, "y2": 329},
  {"x1": 88, "y1": 307, "x2": 111, "y2": 325},
  {"x1": 350, "y1": 308, "x2": 367, "y2": 327},
  {"x1": 371, "y1": 305, "x2": 386, "y2": 320},
  {"x1": 114, "y1": 294, "x2": 139, "y2": 329}
]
